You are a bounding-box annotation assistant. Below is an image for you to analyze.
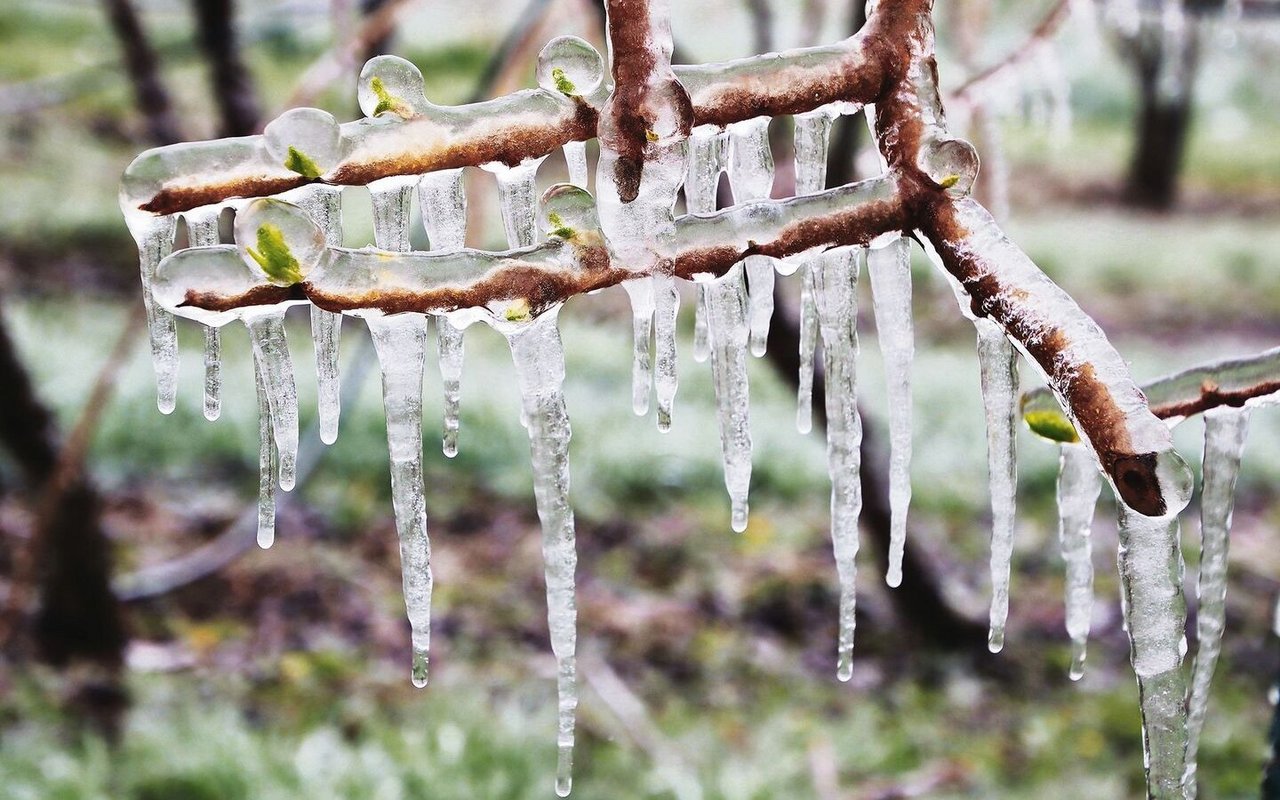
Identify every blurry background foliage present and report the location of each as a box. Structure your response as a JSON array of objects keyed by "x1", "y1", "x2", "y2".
[{"x1": 0, "y1": 0, "x2": 1279, "y2": 798}]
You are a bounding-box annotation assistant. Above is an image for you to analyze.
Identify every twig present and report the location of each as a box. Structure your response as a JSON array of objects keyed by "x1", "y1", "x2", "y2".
[
  {"x1": 950, "y1": 0, "x2": 1071, "y2": 106},
  {"x1": 281, "y1": 0, "x2": 423, "y2": 112}
]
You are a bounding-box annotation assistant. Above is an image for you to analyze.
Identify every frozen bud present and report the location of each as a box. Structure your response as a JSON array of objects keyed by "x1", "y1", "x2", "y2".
[
  {"x1": 263, "y1": 108, "x2": 342, "y2": 179},
  {"x1": 536, "y1": 36, "x2": 605, "y2": 98},
  {"x1": 540, "y1": 184, "x2": 600, "y2": 240},
  {"x1": 1020, "y1": 391, "x2": 1079, "y2": 443},
  {"x1": 234, "y1": 198, "x2": 326, "y2": 286},
  {"x1": 152, "y1": 247, "x2": 260, "y2": 325},
  {"x1": 918, "y1": 137, "x2": 980, "y2": 197},
  {"x1": 358, "y1": 55, "x2": 429, "y2": 119}
]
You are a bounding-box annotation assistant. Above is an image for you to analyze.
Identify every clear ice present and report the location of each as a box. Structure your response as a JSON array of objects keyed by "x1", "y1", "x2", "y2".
[
  {"x1": 1057, "y1": 442, "x2": 1100, "y2": 680},
  {"x1": 811, "y1": 247, "x2": 861, "y2": 681},
  {"x1": 865, "y1": 236, "x2": 914, "y2": 587},
  {"x1": 506, "y1": 310, "x2": 579, "y2": 798},
  {"x1": 1183, "y1": 406, "x2": 1250, "y2": 794},
  {"x1": 976, "y1": 318, "x2": 1018, "y2": 653},
  {"x1": 418, "y1": 168, "x2": 468, "y2": 457},
  {"x1": 292, "y1": 185, "x2": 345, "y2": 445},
  {"x1": 244, "y1": 310, "x2": 299, "y2": 493},
  {"x1": 792, "y1": 110, "x2": 834, "y2": 434},
  {"x1": 703, "y1": 264, "x2": 753, "y2": 533}
]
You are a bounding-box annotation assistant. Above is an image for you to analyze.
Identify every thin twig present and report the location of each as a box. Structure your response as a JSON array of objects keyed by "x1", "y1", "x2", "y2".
[
  {"x1": 281, "y1": 0, "x2": 423, "y2": 112},
  {"x1": 951, "y1": 0, "x2": 1071, "y2": 105}
]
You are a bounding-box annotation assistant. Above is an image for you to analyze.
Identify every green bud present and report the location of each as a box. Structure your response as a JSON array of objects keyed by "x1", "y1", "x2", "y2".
[
  {"x1": 247, "y1": 223, "x2": 304, "y2": 285},
  {"x1": 551, "y1": 67, "x2": 577, "y2": 96},
  {"x1": 284, "y1": 146, "x2": 322, "y2": 179}
]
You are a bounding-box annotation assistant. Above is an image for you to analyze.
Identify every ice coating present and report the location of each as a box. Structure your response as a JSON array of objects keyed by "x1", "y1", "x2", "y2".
[
  {"x1": 505, "y1": 310, "x2": 578, "y2": 798},
  {"x1": 369, "y1": 175, "x2": 417, "y2": 253},
  {"x1": 685, "y1": 126, "x2": 725, "y2": 367},
  {"x1": 129, "y1": 214, "x2": 178, "y2": 413},
  {"x1": 419, "y1": 169, "x2": 468, "y2": 457},
  {"x1": 1057, "y1": 442, "x2": 1100, "y2": 681},
  {"x1": 290, "y1": 184, "x2": 345, "y2": 445},
  {"x1": 357, "y1": 55, "x2": 430, "y2": 120},
  {"x1": 976, "y1": 319, "x2": 1019, "y2": 654},
  {"x1": 244, "y1": 310, "x2": 299, "y2": 492},
  {"x1": 536, "y1": 34, "x2": 606, "y2": 100},
  {"x1": 490, "y1": 159, "x2": 545, "y2": 248},
  {"x1": 811, "y1": 248, "x2": 861, "y2": 681},
  {"x1": 724, "y1": 117, "x2": 775, "y2": 359},
  {"x1": 563, "y1": 141, "x2": 589, "y2": 188},
  {"x1": 702, "y1": 264, "x2": 752, "y2": 533},
  {"x1": 254, "y1": 358, "x2": 277, "y2": 548},
  {"x1": 621, "y1": 279, "x2": 654, "y2": 416},
  {"x1": 1117, "y1": 502, "x2": 1190, "y2": 800},
  {"x1": 1183, "y1": 406, "x2": 1250, "y2": 794},
  {"x1": 792, "y1": 111, "x2": 834, "y2": 434},
  {"x1": 184, "y1": 208, "x2": 224, "y2": 420},
  {"x1": 366, "y1": 315, "x2": 433, "y2": 688},
  {"x1": 264, "y1": 107, "x2": 343, "y2": 179},
  {"x1": 865, "y1": 236, "x2": 914, "y2": 587}
]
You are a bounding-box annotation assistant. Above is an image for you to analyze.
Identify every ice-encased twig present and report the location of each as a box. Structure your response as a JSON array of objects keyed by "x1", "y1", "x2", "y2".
[
  {"x1": 419, "y1": 168, "x2": 468, "y2": 456},
  {"x1": 367, "y1": 314, "x2": 433, "y2": 688},
  {"x1": 811, "y1": 248, "x2": 861, "y2": 681},
  {"x1": 703, "y1": 264, "x2": 752, "y2": 533},
  {"x1": 292, "y1": 185, "x2": 345, "y2": 445},
  {"x1": 1117, "y1": 503, "x2": 1190, "y2": 800},
  {"x1": 244, "y1": 310, "x2": 298, "y2": 492},
  {"x1": 865, "y1": 236, "x2": 914, "y2": 587},
  {"x1": 1057, "y1": 442, "x2": 1100, "y2": 680},
  {"x1": 1183, "y1": 406, "x2": 1251, "y2": 795},
  {"x1": 976, "y1": 319, "x2": 1019, "y2": 654},
  {"x1": 506, "y1": 310, "x2": 579, "y2": 798}
]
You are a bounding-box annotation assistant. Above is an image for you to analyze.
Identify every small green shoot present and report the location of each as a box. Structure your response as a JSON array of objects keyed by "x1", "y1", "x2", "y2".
[
  {"x1": 551, "y1": 67, "x2": 577, "y2": 96},
  {"x1": 547, "y1": 211, "x2": 575, "y2": 240},
  {"x1": 371, "y1": 76, "x2": 412, "y2": 117},
  {"x1": 284, "y1": 146, "x2": 322, "y2": 179},
  {"x1": 504, "y1": 298, "x2": 532, "y2": 322},
  {"x1": 247, "y1": 224, "x2": 304, "y2": 285},
  {"x1": 939, "y1": 174, "x2": 961, "y2": 190}
]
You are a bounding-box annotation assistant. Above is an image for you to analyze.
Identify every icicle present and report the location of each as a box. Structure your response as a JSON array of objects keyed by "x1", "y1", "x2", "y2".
[
  {"x1": 294, "y1": 185, "x2": 345, "y2": 445},
  {"x1": 1117, "y1": 503, "x2": 1190, "y2": 800},
  {"x1": 367, "y1": 314, "x2": 433, "y2": 688},
  {"x1": 186, "y1": 208, "x2": 223, "y2": 421},
  {"x1": 563, "y1": 141, "x2": 589, "y2": 189},
  {"x1": 793, "y1": 111, "x2": 834, "y2": 433},
  {"x1": 797, "y1": 268, "x2": 819, "y2": 434},
  {"x1": 244, "y1": 310, "x2": 298, "y2": 493},
  {"x1": 369, "y1": 175, "x2": 417, "y2": 253},
  {"x1": 622, "y1": 279, "x2": 654, "y2": 416},
  {"x1": 686, "y1": 127, "x2": 724, "y2": 367},
  {"x1": 505, "y1": 311, "x2": 578, "y2": 798},
  {"x1": 254, "y1": 357, "x2": 277, "y2": 549},
  {"x1": 976, "y1": 318, "x2": 1019, "y2": 653},
  {"x1": 1183, "y1": 406, "x2": 1251, "y2": 793},
  {"x1": 129, "y1": 215, "x2": 178, "y2": 414},
  {"x1": 491, "y1": 159, "x2": 544, "y2": 249},
  {"x1": 419, "y1": 169, "x2": 468, "y2": 457},
  {"x1": 653, "y1": 273, "x2": 680, "y2": 433},
  {"x1": 865, "y1": 238, "x2": 914, "y2": 587},
  {"x1": 812, "y1": 248, "x2": 861, "y2": 681},
  {"x1": 703, "y1": 264, "x2": 752, "y2": 533},
  {"x1": 1058, "y1": 442, "x2": 1101, "y2": 680},
  {"x1": 744, "y1": 256, "x2": 774, "y2": 357}
]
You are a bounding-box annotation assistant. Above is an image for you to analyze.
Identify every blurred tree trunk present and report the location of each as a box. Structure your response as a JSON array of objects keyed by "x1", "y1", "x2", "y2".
[
  {"x1": 101, "y1": 0, "x2": 183, "y2": 145},
  {"x1": 1119, "y1": 10, "x2": 1201, "y2": 211},
  {"x1": 0, "y1": 314, "x2": 127, "y2": 738},
  {"x1": 360, "y1": 0, "x2": 398, "y2": 62},
  {"x1": 193, "y1": 0, "x2": 262, "y2": 137}
]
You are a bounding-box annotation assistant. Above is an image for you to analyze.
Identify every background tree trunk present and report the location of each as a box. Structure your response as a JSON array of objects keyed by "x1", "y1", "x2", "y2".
[
  {"x1": 193, "y1": 0, "x2": 262, "y2": 137},
  {"x1": 101, "y1": 0, "x2": 183, "y2": 145}
]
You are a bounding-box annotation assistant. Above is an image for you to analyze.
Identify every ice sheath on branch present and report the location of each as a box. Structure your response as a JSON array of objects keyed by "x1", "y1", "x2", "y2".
[{"x1": 124, "y1": 0, "x2": 1207, "y2": 795}]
